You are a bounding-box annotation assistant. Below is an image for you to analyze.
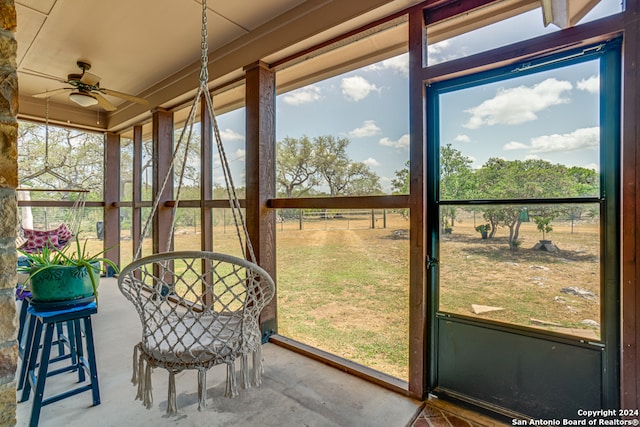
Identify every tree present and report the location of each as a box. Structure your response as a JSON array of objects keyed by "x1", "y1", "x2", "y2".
[
  {"x1": 390, "y1": 145, "x2": 475, "y2": 227},
  {"x1": 475, "y1": 158, "x2": 575, "y2": 250},
  {"x1": 563, "y1": 166, "x2": 599, "y2": 229},
  {"x1": 276, "y1": 136, "x2": 318, "y2": 197},
  {"x1": 341, "y1": 162, "x2": 382, "y2": 196},
  {"x1": 391, "y1": 160, "x2": 409, "y2": 195},
  {"x1": 440, "y1": 144, "x2": 475, "y2": 230},
  {"x1": 173, "y1": 126, "x2": 202, "y2": 188},
  {"x1": 18, "y1": 121, "x2": 104, "y2": 196},
  {"x1": 119, "y1": 138, "x2": 134, "y2": 201},
  {"x1": 313, "y1": 135, "x2": 351, "y2": 196},
  {"x1": 277, "y1": 135, "x2": 382, "y2": 197},
  {"x1": 567, "y1": 166, "x2": 599, "y2": 197}
]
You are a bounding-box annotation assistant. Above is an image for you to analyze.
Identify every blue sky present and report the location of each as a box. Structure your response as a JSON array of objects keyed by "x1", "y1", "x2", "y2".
[
  {"x1": 439, "y1": 59, "x2": 601, "y2": 171},
  {"x1": 214, "y1": 0, "x2": 621, "y2": 193}
]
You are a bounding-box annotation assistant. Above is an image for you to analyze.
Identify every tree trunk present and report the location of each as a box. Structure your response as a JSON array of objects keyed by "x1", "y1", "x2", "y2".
[
  {"x1": 508, "y1": 220, "x2": 523, "y2": 251},
  {"x1": 489, "y1": 219, "x2": 498, "y2": 238}
]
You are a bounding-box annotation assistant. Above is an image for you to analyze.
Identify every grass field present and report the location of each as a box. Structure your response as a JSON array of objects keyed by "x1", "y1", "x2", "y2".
[
  {"x1": 276, "y1": 214, "x2": 410, "y2": 380},
  {"x1": 439, "y1": 212, "x2": 601, "y2": 334},
  {"x1": 74, "y1": 208, "x2": 601, "y2": 382}
]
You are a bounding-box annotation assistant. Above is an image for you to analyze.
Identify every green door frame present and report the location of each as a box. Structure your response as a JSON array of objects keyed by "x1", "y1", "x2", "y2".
[{"x1": 425, "y1": 40, "x2": 621, "y2": 418}]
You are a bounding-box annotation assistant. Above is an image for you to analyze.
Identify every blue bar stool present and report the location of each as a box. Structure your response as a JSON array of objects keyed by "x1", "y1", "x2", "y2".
[
  {"x1": 16, "y1": 293, "x2": 78, "y2": 393},
  {"x1": 19, "y1": 301, "x2": 100, "y2": 427}
]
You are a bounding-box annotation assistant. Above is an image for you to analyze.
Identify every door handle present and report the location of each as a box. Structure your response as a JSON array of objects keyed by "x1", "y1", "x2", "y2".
[{"x1": 426, "y1": 256, "x2": 439, "y2": 270}]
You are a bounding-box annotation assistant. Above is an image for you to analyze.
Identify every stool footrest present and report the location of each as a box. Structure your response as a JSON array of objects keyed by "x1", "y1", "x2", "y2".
[
  {"x1": 41, "y1": 384, "x2": 95, "y2": 407},
  {"x1": 46, "y1": 362, "x2": 78, "y2": 377}
]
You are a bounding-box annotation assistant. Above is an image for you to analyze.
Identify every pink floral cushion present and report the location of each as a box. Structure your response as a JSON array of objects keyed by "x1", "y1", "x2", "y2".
[
  {"x1": 21, "y1": 223, "x2": 74, "y2": 252},
  {"x1": 21, "y1": 230, "x2": 60, "y2": 253},
  {"x1": 55, "y1": 224, "x2": 73, "y2": 244}
]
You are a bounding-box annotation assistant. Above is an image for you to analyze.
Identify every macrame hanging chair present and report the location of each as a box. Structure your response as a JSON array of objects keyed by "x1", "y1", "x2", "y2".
[
  {"x1": 17, "y1": 97, "x2": 87, "y2": 253},
  {"x1": 117, "y1": 0, "x2": 275, "y2": 415}
]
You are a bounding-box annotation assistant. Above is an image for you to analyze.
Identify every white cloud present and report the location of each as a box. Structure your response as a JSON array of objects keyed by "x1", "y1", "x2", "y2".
[
  {"x1": 220, "y1": 128, "x2": 244, "y2": 141},
  {"x1": 234, "y1": 148, "x2": 246, "y2": 161},
  {"x1": 524, "y1": 154, "x2": 541, "y2": 160},
  {"x1": 577, "y1": 75, "x2": 599, "y2": 94},
  {"x1": 504, "y1": 127, "x2": 599, "y2": 153},
  {"x1": 427, "y1": 40, "x2": 453, "y2": 65},
  {"x1": 379, "y1": 133, "x2": 410, "y2": 149},
  {"x1": 503, "y1": 141, "x2": 530, "y2": 150},
  {"x1": 341, "y1": 76, "x2": 379, "y2": 101},
  {"x1": 363, "y1": 157, "x2": 380, "y2": 167},
  {"x1": 364, "y1": 53, "x2": 408, "y2": 76},
  {"x1": 464, "y1": 78, "x2": 573, "y2": 129},
  {"x1": 528, "y1": 127, "x2": 599, "y2": 153},
  {"x1": 454, "y1": 134, "x2": 470, "y2": 143},
  {"x1": 381, "y1": 54, "x2": 409, "y2": 76},
  {"x1": 583, "y1": 162, "x2": 599, "y2": 171},
  {"x1": 282, "y1": 85, "x2": 322, "y2": 105},
  {"x1": 349, "y1": 120, "x2": 381, "y2": 138}
]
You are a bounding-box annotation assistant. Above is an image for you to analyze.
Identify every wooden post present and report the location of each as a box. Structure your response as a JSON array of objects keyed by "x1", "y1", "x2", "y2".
[
  {"x1": 152, "y1": 108, "x2": 174, "y2": 254},
  {"x1": 201, "y1": 93, "x2": 213, "y2": 305},
  {"x1": 244, "y1": 61, "x2": 277, "y2": 338},
  {"x1": 200, "y1": 93, "x2": 213, "y2": 252},
  {"x1": 621, "y1": 0, "x2": 640, "y2": 410},
  {"x1": 408, "y1": 5, "x2": 427, "y2": 400},
  {"x1": 103, "y1": 132, "x2": 120, "y2": 272}
]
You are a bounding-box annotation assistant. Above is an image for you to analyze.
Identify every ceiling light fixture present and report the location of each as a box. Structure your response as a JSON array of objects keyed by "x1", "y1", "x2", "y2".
[{"x1": 69, "y1": 91, "x2": 98, "y2": 107}]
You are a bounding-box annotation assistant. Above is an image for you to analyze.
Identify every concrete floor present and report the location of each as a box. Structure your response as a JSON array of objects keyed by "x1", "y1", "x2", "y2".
[{"x1": 17, "y1": 278, "x2": 422, "y2": 427}]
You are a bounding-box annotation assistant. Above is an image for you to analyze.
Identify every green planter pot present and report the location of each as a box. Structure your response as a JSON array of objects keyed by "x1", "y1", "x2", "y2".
[{"x1": 29, "y1": 263, "x2": 99, "y2": 302}]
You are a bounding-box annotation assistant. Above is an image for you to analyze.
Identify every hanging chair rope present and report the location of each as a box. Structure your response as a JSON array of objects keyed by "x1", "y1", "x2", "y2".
[
  {"x1": 121, "y1": 2, "x2": 274, "y2": 414},
  {"x1": 67, "y1": 190, "x2": 87, "y2": 235}
]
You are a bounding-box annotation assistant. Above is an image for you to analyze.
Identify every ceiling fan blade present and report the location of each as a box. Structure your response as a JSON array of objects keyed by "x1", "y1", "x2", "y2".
[
  {"x1": 92, "y1": 92, "x2": 117, "y2": 111},
  {"x1": 80, "y1": 72, "x2": 101, "y2": 86},
  {"x1": 100, "y1": 88, "x2": 149, "y2": 105},
  {"x1": 20, "y1": 69, "x2": 68, "y2": 84},
  {"x1": 32, "y1": 88, "x2": 72, "y2": 98}
]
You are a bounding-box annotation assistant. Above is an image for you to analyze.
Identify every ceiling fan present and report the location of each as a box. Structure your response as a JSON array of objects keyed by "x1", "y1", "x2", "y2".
[{"x1": 32, "y1": 61, "x2": 149, "y2": 111}]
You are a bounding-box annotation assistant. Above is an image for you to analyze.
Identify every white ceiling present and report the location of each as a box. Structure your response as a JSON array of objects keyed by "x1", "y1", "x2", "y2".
[{"x1": 15, "y1": 0, "x2": 424, "y2": 132}]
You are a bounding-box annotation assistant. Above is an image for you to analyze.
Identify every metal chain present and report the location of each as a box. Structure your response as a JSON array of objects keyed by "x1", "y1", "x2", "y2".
[
  {"x1": 200, "y1": 0, "x2": 209, "y2": 84},
  {"x1": 198, "y1": 0, "x2": 255, "y2": 262}
]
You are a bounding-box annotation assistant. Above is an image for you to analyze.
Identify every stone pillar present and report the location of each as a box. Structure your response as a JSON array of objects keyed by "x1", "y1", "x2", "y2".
[{"x1": 0, "y1": 0, "x2": 19, "y2": 425}]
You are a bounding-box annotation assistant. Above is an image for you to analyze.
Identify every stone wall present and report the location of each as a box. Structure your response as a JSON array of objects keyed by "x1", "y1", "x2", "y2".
[{"x1": 0, "y1": 0, "x2": 18, "y2": 425}]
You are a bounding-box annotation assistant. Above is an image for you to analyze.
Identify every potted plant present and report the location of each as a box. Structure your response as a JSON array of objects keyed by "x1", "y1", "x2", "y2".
[
  {"x1": 475, "y1": 223, "x2": 490, "y2": 239},
  {"x1": 18, "y1": 237, "x2": 119, "y2": 304},
  {"x1": 533, "y1": 216, "x2": 558, "y2": 252}
]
